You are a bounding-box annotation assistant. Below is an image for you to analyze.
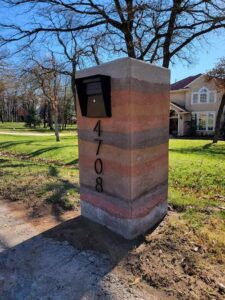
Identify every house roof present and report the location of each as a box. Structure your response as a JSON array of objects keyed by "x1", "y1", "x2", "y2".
[
  {"x1": 171, "y1": 74, "x2": 202, "y2": 91},
  {"x1": 170, "y1": 102, "x2": 190, "y2": 114},
  {"x1": 16, "y1": 106, "x2": 28, "y2": 116}
]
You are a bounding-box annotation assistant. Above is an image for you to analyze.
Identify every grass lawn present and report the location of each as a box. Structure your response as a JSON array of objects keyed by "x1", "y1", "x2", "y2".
[
  {"x1": 0, "y1": 123, "x2": 80, "y2": 212},
  {"x1": 0, "y1": 133, "x2": 79, "y2": 165},
  {"x1": 168, "y1": 139, "x2": 225, "y2": 258},
  {"x1": 0, "y1": 124, "x2": 225, "y2": 247},
  {"x1": 0, "y1": 121, "x2": 77, "y2": 133}
]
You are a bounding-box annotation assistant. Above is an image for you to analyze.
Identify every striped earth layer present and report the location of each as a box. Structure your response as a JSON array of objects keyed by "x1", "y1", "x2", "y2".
[{"x1": 76, "y1": 58, "x2": 170, "y2": 239}]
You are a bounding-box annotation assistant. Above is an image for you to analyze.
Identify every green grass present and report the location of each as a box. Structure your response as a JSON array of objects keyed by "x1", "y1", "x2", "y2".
[
  {"x1": 0, "y1": 121, "x2": 77, "y2": 133},
  {"x1": 0, "y1": 134, "x2": 78, "y2": 165},
  {"x1": 168, "y1": 139, "x2": 225, "y2": 253},
  {"x1": 0, "y1": 155, "x2": 80, "y2": 214},
  {"x1": 0, "y1": 123, "x2": 225, "y2": 249},
  {"x1": 0, "y1": 123, "x2": 80, "y2": 213},
  {"x1": 169, "y1": 139, "x2": 225, "y2": 205}
]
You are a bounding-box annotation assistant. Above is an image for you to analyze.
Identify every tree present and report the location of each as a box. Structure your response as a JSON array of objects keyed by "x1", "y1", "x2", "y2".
[
  {"x1": 25, "y1": 105, "x2": 41, "y2": 128},
  {"x1": 27, "y1": 54, "x2": 62, "y2": 141},
  {"x1": 0, "y1": 1, "x2": 225, "y2": 68},
  {"x1": 55, "y1": 31, "x2": 86, "y2": 116},
  {"x1": 207, "y1": 57, "x2": 225, "y2": 143},
  {"x1": 0, "y1": 67, "x2": 22, "y2": 122}
]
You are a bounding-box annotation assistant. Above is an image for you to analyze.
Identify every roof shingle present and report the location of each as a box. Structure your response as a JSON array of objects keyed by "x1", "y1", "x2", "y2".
[{"x1": 171, "y1": 74, "x2": 202, "y2": 90}]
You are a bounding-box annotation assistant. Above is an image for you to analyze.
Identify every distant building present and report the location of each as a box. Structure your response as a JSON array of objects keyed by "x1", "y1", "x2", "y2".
[
  {"x1": 16, "y1": 105, "x2": 28, "y2": 122},
  {"x1": 170, "y1": 74, "x2": 225, "y2": 136}
]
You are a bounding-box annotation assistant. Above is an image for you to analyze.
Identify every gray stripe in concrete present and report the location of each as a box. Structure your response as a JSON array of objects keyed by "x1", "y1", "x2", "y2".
[
  {"x1": 111, "y1": 77, "x2": 170, "y2": 93},
  {"x1": 80, "y1": 180, "x2": 168, "y2": 204},
  {"x1": 78, "y1": 127, "x2": 169, "y2": 150},
  {"x1": 81, "y1": 200, "x2": 168, "y2": 240}
]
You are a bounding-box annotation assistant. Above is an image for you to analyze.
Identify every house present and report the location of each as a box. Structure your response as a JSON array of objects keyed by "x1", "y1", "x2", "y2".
[
  {"x1": 16, "y1": 105, "x2": 28, "y2": 122},
  {"x1": 170, "y1": 74, "x2": 224, "y2": 136}
]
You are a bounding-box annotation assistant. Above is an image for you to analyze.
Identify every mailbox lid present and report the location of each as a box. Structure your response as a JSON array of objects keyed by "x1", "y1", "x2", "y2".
[
  {"x1": 87, "y1": 95, "x2": 106, "y2": 117},
  {"x1": 75, "y1": 74, "x2": 111, "y2": 118}
]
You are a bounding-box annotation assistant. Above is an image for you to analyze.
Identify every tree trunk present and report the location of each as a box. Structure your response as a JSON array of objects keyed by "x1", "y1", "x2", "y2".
[
  {"x1": 61, "y1": 113, "x2": 65, "y2": 131},
  {"x1": 52, "y1": 93, "x2": 60, "y2": 142},
  {"x1": 54, "y1": 113, "x2": 60, "y2": 142},
  {"x1": 213, "y1": 93, "x2": 225, "y2": 143},
  {"x1": 48, "y1": 104, "x2": 54, "y2": 130},
  {"x1": 125, "y1": 31, "x2": 136, "y2": 58},
  {"x1": 91, "y1": 45, "x2": 100, "y2": 65},
  {"x1": 71, "y1": 69, "x2": 77, "y2": 117},
  {"x1": 43, "y1": 103, "x2": 47, "y2": 128},
  {"x1": 162, "y1": 0, "x2": 182, "y2": 68},
  {"x1": 0, "y1": 112, "x2": 3, "y2": 123}
]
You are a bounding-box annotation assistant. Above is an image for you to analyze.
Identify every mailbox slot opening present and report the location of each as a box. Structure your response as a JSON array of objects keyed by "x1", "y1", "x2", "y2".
[{"x1": 75, "y1": 74, "x2": 111, "y2": 118}]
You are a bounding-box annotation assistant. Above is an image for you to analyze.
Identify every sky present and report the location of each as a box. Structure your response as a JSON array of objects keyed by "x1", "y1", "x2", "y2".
[
  {"x1": 0, "y1": 4, "x2": 225, "y2": 84},
  {"x1": 170, "y1": 33, "x2": 225, "y2": 83}
]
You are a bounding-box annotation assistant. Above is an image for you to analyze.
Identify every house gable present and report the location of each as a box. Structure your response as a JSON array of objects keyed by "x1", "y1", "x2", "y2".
[
  {"x1": 184, "y1": 75, "x2": 221, "y2": 112},
  {"x1": 170, "y1": 74, "x2": 224, "y2": 136}
]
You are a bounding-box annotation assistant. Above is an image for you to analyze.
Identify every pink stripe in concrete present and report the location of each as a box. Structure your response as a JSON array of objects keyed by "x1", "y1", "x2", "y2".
[
  {"x1": 80, "y1": 189, "x2": 167, "y2": 219},
  {"x1": 76, "y1": 90, "x2": 169, "y2": 133},
  {"x1": 79, "y1": 153, "x2": 167, "y2": 178},
  {"x1": 81, "y1": 192, "x2": 131, "y2": 219}
]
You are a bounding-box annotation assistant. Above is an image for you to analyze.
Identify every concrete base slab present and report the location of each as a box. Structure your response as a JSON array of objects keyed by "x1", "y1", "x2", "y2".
[{"x1": 81, "y1": 200, "x2": 168, "y2": 240}]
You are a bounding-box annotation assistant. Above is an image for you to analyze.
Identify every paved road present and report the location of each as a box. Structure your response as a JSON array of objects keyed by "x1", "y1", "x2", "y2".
[
  {"x1": 0, "y1": 201, "x2": 162, "y2": 300},
  {"x1": 0, "y1": 131, "x2": 55, "y2": 136},
  {"x1": 0, "y1": 131, "x2": 77, "y2": 136}
]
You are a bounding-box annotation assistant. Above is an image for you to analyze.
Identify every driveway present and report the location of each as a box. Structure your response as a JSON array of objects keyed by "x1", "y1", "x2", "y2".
[{"x1": 0, "y1": 201, "x2": 167, "y2": 300}]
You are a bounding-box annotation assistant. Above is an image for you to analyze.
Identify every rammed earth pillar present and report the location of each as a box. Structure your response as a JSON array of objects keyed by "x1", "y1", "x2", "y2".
[{"x1": 75, "y1": 58, "x2": 170, "y2": 239}]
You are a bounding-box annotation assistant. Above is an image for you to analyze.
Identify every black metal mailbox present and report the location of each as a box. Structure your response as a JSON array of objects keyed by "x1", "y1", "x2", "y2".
[{"x1": 75, "y1": 74, "x2": 111, "y2": 118}]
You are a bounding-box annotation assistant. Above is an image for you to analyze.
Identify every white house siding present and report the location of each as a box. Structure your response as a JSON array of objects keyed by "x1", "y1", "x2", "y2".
[
  {"x1": 170, "y1": 75, "x2": 225, "y2": 136},
  {"x1": 170, "y1": 90, "x2": 186, "y2": 107}
]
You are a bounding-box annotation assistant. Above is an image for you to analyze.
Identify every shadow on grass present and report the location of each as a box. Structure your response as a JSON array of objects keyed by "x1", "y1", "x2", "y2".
[
  {"x1": 28, "y1": 146, "x2": 72, "y2": 158},
  {"x1": 170, "y1": 142, "x2": 225, "y2": 156},
  {"x1": 46, "y1": 179, "x2": 79, "y2": 207},
  {"x1": 0, "y1": 141, "x2": 76, "y2": 160},
  {"x1": 65, "y1": 158, "x2": 79, "y2": 166},
  {"x1": 202, "y1": 142, "x2": 213, "y2": 149},
  {"x1": 0, "y1": 158, "x2": 37, "y2": 169},
  {"x1": 44, "y1": 167, "x2": 80, "y2": 221},
  {"x1": 0, "y1": 141, "x2": 33, "y2": 149},
  {"x1": 48, "y1": 165, "x2": 59, "y2": 177},
  {"x1": 0, "y1": 163, "x2": 37, "y2": 169},
  {"x1": 0, "y1": 158, "x2": 10, "y2": 163},
  {"x1": 0, "y1": 161, "x2": 79, "y2": 220}
]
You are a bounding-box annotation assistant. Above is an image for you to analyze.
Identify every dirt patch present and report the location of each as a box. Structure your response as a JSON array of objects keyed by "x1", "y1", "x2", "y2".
[
  {"x1": 0, "y1": 155, "x2": 80, "y2": 218},
  {"x1": 122, "y1": 214, "x2": 225, "y2": 300}
]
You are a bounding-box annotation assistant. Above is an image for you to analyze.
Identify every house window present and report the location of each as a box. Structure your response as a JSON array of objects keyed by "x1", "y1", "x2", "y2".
[
  {"x1": 199, "y1": 113, "x2": 207, "y2": 130},
  {"x1": 199, "y1": 88, "x2": 207, "y2": 103},
  {"x1": 209, "y1": 91, "x2": 216, "y2": 103},
  {"x1": 208, "y1": 113, "x2": 214, "y2": 130},
  {"x1": 192, "y1": 112, "x2": 215, "y2": 131},
  {"x1": 192, "y1": 93, "x2": 198, "y2": 104},
  {"x1": 191, "y1": 87, "x2": 216, "y2": 104}
]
